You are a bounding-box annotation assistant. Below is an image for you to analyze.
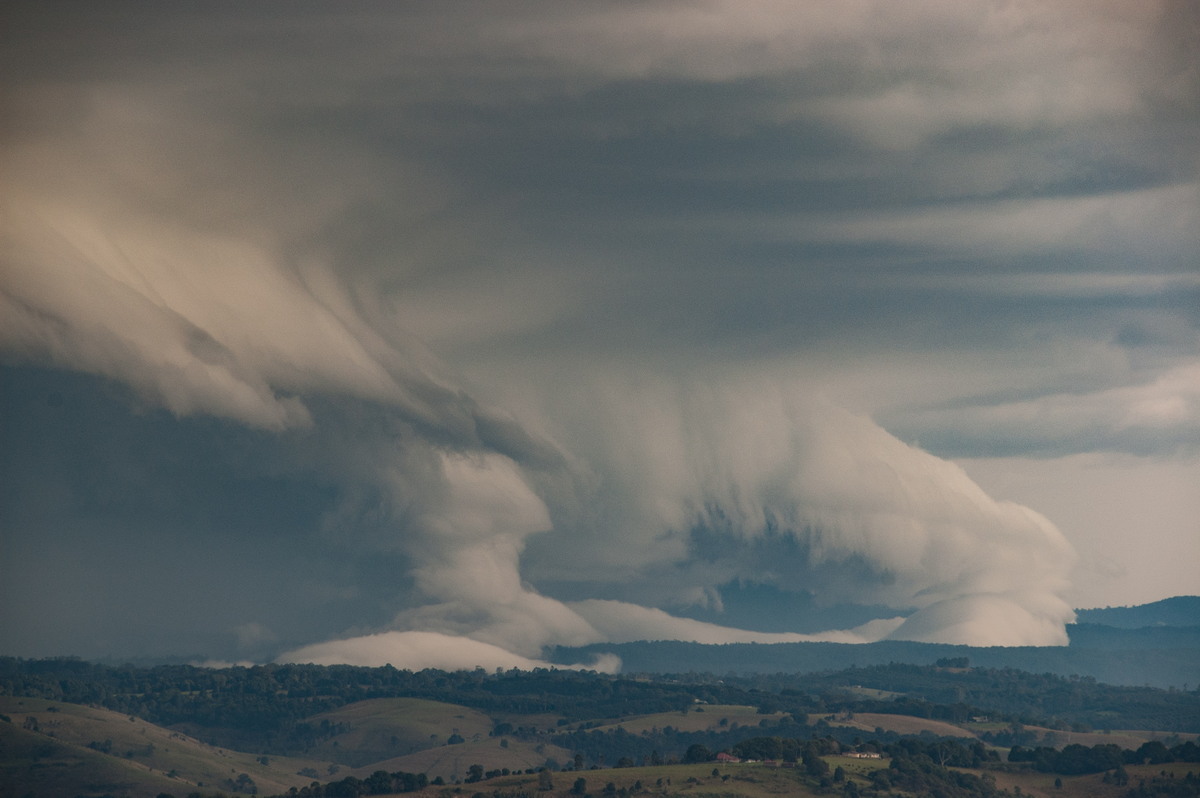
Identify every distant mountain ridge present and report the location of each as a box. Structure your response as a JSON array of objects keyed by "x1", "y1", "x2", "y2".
[
  {"x1": 551, "y1": 596, "x2": 1200, "y2": 688},
  {"x1": 1073, "y1": 595, "x2": 1200, "y2": 628}
]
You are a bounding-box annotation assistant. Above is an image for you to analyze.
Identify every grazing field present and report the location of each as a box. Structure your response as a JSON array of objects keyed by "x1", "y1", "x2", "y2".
[
  {"x1": 354, "y1": 736, "x2": 575, "y2": 782},
  {"x1": 823, "y1": 711, "x2": 978, "y2": 739},
  {"x1": 302, "y1": 697, "x2": 496, "y2": 765},
  {"x1": 986, "y1": 765, "x2": 1116, "y2": 798},
  {"x1": 1016, "y1": 724, "x2": 1194, "y2": 751},
  {"x1": 588, "y1": 704, "x2": 790, "y2": 734},
  {"x1": 841, "y1": 685, "x2": 906, "y2": 700}
]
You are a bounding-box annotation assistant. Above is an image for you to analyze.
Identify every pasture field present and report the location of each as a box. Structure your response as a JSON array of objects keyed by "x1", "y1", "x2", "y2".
[
  {"x1": 588, "y1": 704, "x2": 789, "y2": 734},
  {"x1": 303, "y1": 697, "x2": 495, "y2": 765},
  {"x1": 1017, "y1": 724, "x2": 1195, "y2": 751},
  {"x1": 822, "y1": 711, "x2": 977, "y2": 739},
  {"x1": 353, "y1": 736, "x2": 575, "y2": 782}
]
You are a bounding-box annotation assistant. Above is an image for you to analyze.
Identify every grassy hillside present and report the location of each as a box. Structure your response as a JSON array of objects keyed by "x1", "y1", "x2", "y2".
[
  {"x1": 355, "y1": 736, "x2": 575, "y2": 782},
  {"x1": 823, "y1": 711, "x2": 977, "y2": 739},
  {"x1": 0, "y1": 720, "x2": 186, "y2": 798},
  {"x1": 301, "y1": 697, "x2": 495, "y2": 766},
  {"x1": 0, "y1": 696, "x2": 333, "y2": 795},
  {"x1": 587, "y1": 704, "x2": 789, "y2": 735},
  {"x1": 1012, "y1": 724, "x2": 1189, "y2": 751}
]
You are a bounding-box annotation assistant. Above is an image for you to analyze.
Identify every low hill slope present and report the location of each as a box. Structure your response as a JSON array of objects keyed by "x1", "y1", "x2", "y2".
[
  {"x1": 0, "y1": 720, "x2": 185, "y2": 798},
  {"x1": 588, "y1": 704, "x2": 789, "y2": 735},
  {"x1": 823, "y1": 711, "x2": 977, "y2": 739},
  {"x1": 302, "y1": 696, "x2": 496, "y2": 766},
  {"x1": 0, "y1": 696, "x2": 333, "y2": 795},
  {"x1": 354, "y1": 736, "x2": 575, "y2": 782},
  {"x1": 1075, "y1": 596, "x2": 1200, "y2": 629}
]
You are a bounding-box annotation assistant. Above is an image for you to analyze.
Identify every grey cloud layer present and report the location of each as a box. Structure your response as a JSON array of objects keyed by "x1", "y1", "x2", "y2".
[{"x1": 2, "y1": 1, "x2": 1196, "y2": 666}]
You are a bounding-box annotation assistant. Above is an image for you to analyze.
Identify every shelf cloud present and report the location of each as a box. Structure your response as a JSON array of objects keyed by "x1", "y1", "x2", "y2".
[{"x1": 2, "y1": 0, "x2": 1195, "y2": 668}]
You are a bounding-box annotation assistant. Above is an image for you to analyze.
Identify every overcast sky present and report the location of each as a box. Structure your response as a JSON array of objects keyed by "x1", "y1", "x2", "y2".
[{"x1": 2, "y1": 1, "x2": 1197, "y2": 669}]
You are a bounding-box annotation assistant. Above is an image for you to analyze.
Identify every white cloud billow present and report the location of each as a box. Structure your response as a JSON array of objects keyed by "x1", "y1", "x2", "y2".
[
  {"x1": 278, "y1": 630, "x2": 619, "y2": 674},
  {"x1": 508, "y1": 376, "x2": 1078, "y2": 649},
  {"x1": 570, "y1": 600, "x2": 906, "y2": 646}
]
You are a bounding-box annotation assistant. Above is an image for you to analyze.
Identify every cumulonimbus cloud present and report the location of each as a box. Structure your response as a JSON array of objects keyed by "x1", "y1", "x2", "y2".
[
  {"x1": 2, "y1": 0, "x2": 1128, "y2": 670},
  {"x1": 506, "y1": 374, "x2": 1078, "y2": 649},
  {"x1": 0, "y1": 187, "x2": 1079, "y2": 665}
]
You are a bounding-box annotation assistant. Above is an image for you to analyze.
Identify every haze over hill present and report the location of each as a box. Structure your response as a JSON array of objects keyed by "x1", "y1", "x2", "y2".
[
  {"x1": 559, "y1": 596, "x2": 1200, "y2": 687},
  {"x1": 1074, "y1": 596, "x2": 1200, "y2": 629}
]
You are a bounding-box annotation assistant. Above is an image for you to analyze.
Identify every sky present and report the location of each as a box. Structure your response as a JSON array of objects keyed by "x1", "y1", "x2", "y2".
[{"x1": 1, "y1": 1, "x2": 1198, "y2": 670}]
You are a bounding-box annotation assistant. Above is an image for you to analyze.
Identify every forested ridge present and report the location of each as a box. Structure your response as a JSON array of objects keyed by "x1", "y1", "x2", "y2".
[
  {"x1": 3, "y1": 656, "x2": 1198, "y2": 746},
  {"x1": 796, "y1": 663, "x2": 1200, "y2": 732}
]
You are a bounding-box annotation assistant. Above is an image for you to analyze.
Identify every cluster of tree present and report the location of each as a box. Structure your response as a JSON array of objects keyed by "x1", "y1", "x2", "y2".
[
  {"x1": 729, "y1": 734, "x2": 840, "y2": 763},
  {"x1": 880, "y1": 751, "x2": 1001, "y2": 798},
  {"x1": 721, "y1": 736, "x2": 1005, "y2": 798},
  {"x1": 885, "y1": 737, "x2": 1000, "y2": 768},
  {"x1": 1010, "y1": 740, "x2": 1200, "y2": 774},
  {"x1": 1008, "y1": 742, "x2": 1125, "y2": 774},
  {"x1": 265, "y1": 769, "x2": 429, "y2": 797},
  {"x1": 683, "y1": 731, "x2": 1002, "y2": 798}
]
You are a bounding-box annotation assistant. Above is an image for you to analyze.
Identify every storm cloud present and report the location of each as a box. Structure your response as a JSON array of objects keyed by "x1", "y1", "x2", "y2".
[{"x1": 2, "y1": 1, "x2": 1196, "y2": 668}]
